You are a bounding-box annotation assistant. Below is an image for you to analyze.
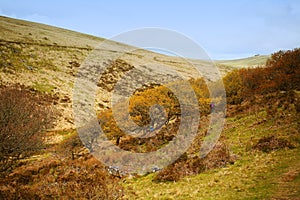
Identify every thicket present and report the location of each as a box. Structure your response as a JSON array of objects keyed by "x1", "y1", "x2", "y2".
[{"x1": 224, "y1": 48, "x2": 300, "y2": 105}]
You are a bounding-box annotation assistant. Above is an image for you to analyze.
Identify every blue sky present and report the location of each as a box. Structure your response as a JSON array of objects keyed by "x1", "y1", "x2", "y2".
[{"x1": 0, "y1": 0, "x2": 299, "y2": 59}]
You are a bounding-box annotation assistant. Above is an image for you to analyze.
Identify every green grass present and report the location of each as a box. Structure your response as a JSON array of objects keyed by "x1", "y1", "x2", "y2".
[
  {"x1": 60, "y1": 130, "x2": 78, "y2": 140},
  {"x1": 56, "y1": 130, "x2": 73, "y2": 136},
  {"x1": 124, "y1": 149, "x2": 300, "y2": 199},
  {"x1": 33, "y1": 82, "x2": 56, "y2": 93},
  {"x1": 123, "y1": 110, "x2": 300, "y2": 199}
]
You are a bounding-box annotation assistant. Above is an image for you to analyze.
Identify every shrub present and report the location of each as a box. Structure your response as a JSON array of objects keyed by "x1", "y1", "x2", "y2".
[
  {"x1": 223, "y1": 70, "x2": 243, "y2": 104},
  {"x1": 253, "y1": 135, "x2": 294, "y2": 153},
  {"x1": 0, "y1": 84, "x2": 53, "y2": 175},
  {"x1": 153, "y1": 141, "x2": 235, "y2": 182},
  {"x1": 223, "y1": 48, "x2": 300, "y2": 105},
  {"x1": 266, "y1": 48, "x2": 300, "y2": 91},
  {"x1": 0, "y1": 157, "x2": 124, "y2": 199}
]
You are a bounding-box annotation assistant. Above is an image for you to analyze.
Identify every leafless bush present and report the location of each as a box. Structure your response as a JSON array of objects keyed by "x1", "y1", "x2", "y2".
[{"x1": 0, "y1": 84, "x2": 53, "y2": 174}]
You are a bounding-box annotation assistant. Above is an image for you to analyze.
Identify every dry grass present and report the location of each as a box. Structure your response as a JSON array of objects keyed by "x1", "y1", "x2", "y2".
[{"x1": 0, "y1": 131, "x2": 124, "y2": 199}]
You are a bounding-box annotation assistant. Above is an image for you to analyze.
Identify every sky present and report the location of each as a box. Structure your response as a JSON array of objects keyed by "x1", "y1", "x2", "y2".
[{"x1": 0, "y1": 0, "x2": 300, "y2": 59}]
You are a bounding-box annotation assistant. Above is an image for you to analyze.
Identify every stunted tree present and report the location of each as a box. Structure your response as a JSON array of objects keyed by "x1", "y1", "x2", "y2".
[{"x1": 0, "y1": 84, "x2": 53, "y2": 174}]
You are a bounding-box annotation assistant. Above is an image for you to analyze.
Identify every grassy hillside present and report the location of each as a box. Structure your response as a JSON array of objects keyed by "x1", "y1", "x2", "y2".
[
  {"x1": 216, "y1": 55, "x2": 269, "y2": 68},
  {"x1": 1, "y1": 87, "x2": 298, "y2": 199},
  {"x1": 0, "y1": 15, "x2": 230, "y2": 130},
  {"x1": 0, "y1": 16, "x2": 299, "y2": 199},
  {"x1": 0, "y1": 16, "x2": 105, "y2": 47},
  {"x1": 124, "y1": 109, "x2": 300, "y2": 199}
]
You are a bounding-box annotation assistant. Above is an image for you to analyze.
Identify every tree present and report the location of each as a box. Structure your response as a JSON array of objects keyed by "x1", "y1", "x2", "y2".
[
  {"x1": 265, "y1": 48, "x2": 300, "y2": 91},
  {"x1": 0, "y1": 84, "x2": 53, "y2": 174},
  {"x1": 223, "y1": 48, "x2": 300, "y2": 105},
  {"x1": 223, "y1": 70, "x2": 243, "y2": 104}
]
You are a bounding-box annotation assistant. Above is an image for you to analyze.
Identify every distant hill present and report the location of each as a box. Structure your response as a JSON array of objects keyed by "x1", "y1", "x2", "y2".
[{"x1": 215, "y1": 55, "x2": 269, "y2": 68}]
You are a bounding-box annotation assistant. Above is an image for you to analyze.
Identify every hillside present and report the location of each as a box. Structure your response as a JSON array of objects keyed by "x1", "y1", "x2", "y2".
[
  {"x1": 1, "y1": 16, "x2": 299, "y2": 199},
  {"x1": 215, "y1": 55, "x2": 269, "y2": 68},
  {"x1": 0, "y1": 15, "x2": 238, "y2": 130},
  {"x1": 124, "y1": 109, "x2": 300, "y2": 199}
]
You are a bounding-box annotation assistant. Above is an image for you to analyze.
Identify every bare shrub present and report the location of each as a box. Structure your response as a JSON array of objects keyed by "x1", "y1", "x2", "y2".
[{"x1": 0, "y1": 84, "x2": 53, "y2": 174}]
